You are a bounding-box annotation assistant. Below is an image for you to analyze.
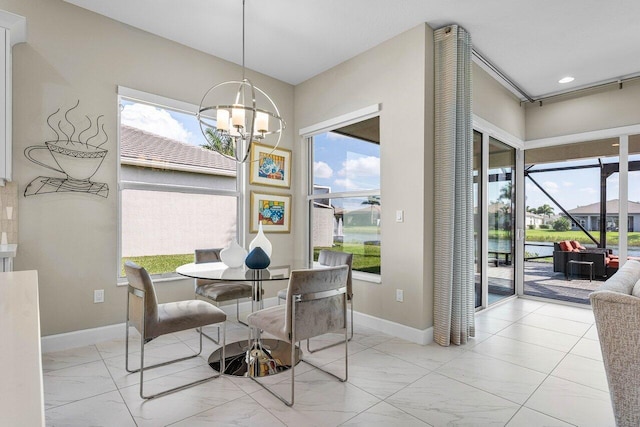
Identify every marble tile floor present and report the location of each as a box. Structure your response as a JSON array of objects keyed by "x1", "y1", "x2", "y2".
[{"x1": 43, "y1": 298, "x2": 615, "y2": 426}]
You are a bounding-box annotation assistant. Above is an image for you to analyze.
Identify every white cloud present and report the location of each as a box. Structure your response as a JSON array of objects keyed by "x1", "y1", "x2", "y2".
[
  {"x1": 542, "y1": 181, "x2": 559, "y2": 193},
  {"x1": 562, "y1": 181, "x2": 574, "y2": 187},
  {"x1": 337, "y1": 156, "x2": 380, "y2": 178},
  {"x1": 580, "y1": 187, "x2": 597, "y2": 195},
  {"x1": 334, "y1": 178, "x2": 362, "y2": 191},
  {"x1": 313, "y1": 161, "x2": 333, "y2": 179},
  {"x1": 121, "y1": 103, "x2": 194, "y2": 143}
]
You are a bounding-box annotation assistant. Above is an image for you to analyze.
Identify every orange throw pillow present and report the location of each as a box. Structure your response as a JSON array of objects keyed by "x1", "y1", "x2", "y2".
[
  {"x1": 559, "y1": 240, "x2": 573, "y2": 252},
  {"x1": 571, "y1": 240, "x2": 585, "y2": 250}
]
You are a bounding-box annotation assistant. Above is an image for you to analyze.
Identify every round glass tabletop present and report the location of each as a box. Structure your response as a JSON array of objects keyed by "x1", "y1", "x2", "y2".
[{"x1": 176, "y1": 262, "x2": 300, "y2": 282}]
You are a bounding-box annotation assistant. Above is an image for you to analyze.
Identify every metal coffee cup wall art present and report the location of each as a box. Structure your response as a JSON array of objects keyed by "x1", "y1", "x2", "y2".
[{"x1": 24, "y1": 100, "x2": 109, "y2": 198}]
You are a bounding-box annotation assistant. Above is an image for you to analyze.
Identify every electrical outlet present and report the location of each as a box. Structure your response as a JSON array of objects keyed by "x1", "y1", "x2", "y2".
[
  {"x1": 396, "y1": 289, "x2": 404, "y2": 302},
  {"x1": 94, "y1": 289, "x2": 104, "y2": 303}
]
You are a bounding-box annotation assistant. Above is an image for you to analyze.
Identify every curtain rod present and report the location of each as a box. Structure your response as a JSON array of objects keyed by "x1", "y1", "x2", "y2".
[
  {"x1": 472, "y1": 48, "x2": 535, "y2": 103},
  {"x1": 472, "y1": 48, "x2": 640, "y2": 105},
  {"x1": 533, "y1": 75, "x2": 640, "y2": 105}
]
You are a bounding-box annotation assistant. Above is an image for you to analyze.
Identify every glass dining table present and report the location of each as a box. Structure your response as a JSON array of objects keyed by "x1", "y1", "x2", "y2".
[{"x1": 176, "y1": 261, "x2": 307, "y2": 377}]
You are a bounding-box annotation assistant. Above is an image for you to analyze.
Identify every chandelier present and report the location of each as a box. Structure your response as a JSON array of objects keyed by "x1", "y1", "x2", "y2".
[{"x1": 198, "y1": 0, "x2": 285, "y2": 163}]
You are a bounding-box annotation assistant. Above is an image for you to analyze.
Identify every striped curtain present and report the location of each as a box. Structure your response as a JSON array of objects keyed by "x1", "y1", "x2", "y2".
[{"x1": 433, "y1": 25, "x2": 475, "y2": 346}]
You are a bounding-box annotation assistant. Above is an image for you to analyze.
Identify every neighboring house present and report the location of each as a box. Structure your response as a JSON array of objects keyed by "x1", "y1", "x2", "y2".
[
  {"x1": 525, "y1": 212, "x2": 545, "y2": 228},
  {"x1": 346, "y1": 204, "x2": 381, "y2": 227},
  {"x1": 564, "y1": 199, "x2": 640, "y2": 232},
  {"x1": 120, "y1": 125, "x2": 237, "y2": 256}
]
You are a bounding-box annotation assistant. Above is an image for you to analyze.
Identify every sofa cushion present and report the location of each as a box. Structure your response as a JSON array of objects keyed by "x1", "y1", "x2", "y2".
[
  {"x1": 595, "y1": 259, "x2": 640, "y2": 294},
  {"x1": 571, "y1": 240, "x2": 586, "y2": 250},
  {"x1": 632, "y1": 278, "x2": 640, "y2": 298},
  {"x1": 559, "y1": 240, "x2": 574, "y2": 252}
]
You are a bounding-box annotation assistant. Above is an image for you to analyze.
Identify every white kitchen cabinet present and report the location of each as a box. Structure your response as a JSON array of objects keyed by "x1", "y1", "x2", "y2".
[{"x1": 0, "y1": 10, "x2": 25, "y2": 183}]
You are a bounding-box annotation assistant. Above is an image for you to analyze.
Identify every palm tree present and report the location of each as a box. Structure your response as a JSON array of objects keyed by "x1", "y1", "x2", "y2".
[
  {"x1": 201, "y1": 127, "x2": 235, "y2": 157},
  {"x1": 498, "y1": 182, "x2": 512, "y2": 202},
  {"x1": 361, "y1": 196, "x2": 381, "y2": 225},
  {"x1": 536, "y1": 204, "x2": 555, "y2": 218}
]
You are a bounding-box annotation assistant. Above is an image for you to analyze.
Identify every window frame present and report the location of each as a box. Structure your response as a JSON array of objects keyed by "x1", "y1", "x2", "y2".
[
  {"x1": 301, "y1": 104, "x2": 382, "y2": 283},
  {"x1": 116, "y1": 87, "x2": 243, "y2": 284}
]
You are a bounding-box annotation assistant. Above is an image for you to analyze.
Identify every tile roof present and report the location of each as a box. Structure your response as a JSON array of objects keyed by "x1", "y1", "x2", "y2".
[{"x1": 120, "y1": 125, "x2": 236, "y2": 175}]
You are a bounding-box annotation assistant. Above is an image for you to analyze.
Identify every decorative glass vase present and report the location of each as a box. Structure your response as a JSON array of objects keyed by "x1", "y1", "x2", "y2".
[
  {"x1": 245, "y1": 246, "x2": 271, "y2": 269},
  {"x1": 249, "y1": 222, "x2": 272, "y2": 258},
  {"x1": 220, "y1": 240, "x2": 247, "y2": 268}
]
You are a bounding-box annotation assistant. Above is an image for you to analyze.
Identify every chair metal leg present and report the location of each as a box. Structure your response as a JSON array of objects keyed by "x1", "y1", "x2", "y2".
[
  {"x1": 302, "y1": 301, "x2": 349, "y2": 383},
  {"x1": 306, "y1": 299, "x2": 353, "y2": 353},
  {"x1": 125, "y1": 317, "x2": 224, "y2": 399},
  {"x1": 199, "y1": 297, "x2": 250, "y2": 344},
  {"x1": 197, "y1": 324, "x2": 221, "y2": 344},
  {"x1": 237, "y1": 298, "x2": 249, "y2": 326},
  {"x1": 248, "y1": 329, "x2": 296, "y2": 406}
]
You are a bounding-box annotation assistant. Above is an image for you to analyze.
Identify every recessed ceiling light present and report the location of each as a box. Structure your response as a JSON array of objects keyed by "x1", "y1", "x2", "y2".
[{"x1": 558, "y1": 76, "x2": 575, "y2": 84}]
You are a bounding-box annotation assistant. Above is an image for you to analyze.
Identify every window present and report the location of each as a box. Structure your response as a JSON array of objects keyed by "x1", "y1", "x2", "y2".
[
  {"x1": 308, "y1": 116, "x2": 381, "y2": 278},
  {"x1": 118, "y1": 89, "x2": 240, "y2": 278}
]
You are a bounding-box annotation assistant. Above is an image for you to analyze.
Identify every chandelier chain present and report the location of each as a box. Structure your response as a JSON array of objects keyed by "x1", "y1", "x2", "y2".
[{"x1": 242, "y1": 0, "x2": 246, "y2": 81}]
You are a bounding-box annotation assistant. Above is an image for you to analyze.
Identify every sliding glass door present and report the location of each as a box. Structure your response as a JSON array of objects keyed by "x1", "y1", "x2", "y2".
[
  {"x1": 487, "y1": 137, "x2": 516, "y2": 303},
  {"x1": 474, "y1": 130, "x2": 517, "y2": 309},
  {"x1": 474, "y1": 131, "x2": 482, "y2": 308}
]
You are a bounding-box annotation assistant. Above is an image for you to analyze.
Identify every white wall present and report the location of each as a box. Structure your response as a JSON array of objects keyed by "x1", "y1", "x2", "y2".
[
  {"x1": 5, "y1": 0, "x2": 534, "y2": 337},
  {"x1": 294, "y1": 24, "x2": 434, "y2": 330},
  {"x1": 473, "y1": 64, "x2": 526, "y2": 140},
  {"x1": 6, "y1": 0, "x2": 295, "y2": 336},
  {"x1": 121, "y1": 190, "x2": 236, "y2": 256},
  {"x1": 525, "y1": 79, "x2": 640, "y2": 140}
]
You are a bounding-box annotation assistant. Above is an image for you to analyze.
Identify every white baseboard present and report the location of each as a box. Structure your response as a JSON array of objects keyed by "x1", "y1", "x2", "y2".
[
  {"x1": 41, "y1": 296, "x2": 432, "y2": 352},
  {"x1": 41, "y1": 323, "x2": 125, "y2": 353},
  {"x1": 353, "y1": 311, "x2": 433, "y2": 345}
]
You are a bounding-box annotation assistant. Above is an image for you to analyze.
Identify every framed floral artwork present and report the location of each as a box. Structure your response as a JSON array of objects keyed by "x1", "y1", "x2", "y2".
[
  {"x1": 250, "y1": 191, "x2": 291, "y2": 233},
  {"x1": 249, "y1": 143, "x2": 291, "y2": 188}
]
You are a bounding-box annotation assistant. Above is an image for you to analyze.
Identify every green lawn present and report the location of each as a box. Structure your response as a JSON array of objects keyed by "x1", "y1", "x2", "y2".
[
  {"x1": 121, "y1": 254, "x2": 193, "y2": 276},
  {"x1": 314, "y1": 243, "x2": 380, "y2": 274},
  {"x1": 123, "y1": 242, "x2": 381, "y2": 276},
  {"x1": 524, "y1": 229, "x2": 640, "y2": 246}
]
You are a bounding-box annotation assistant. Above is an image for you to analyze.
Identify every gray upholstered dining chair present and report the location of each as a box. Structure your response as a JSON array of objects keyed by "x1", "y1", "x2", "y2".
[
  {"x1": 247, "y1": 265, "x2": 349, "y2": 406},
  {"x1": 194, "y1": 248, "x2": 253, "y2": 340},
  {"x1": 124, "y1": 261, "x2": 226, "y2": 399},
  {"x1": 277, "y1": 249, "x2": 353, "y2": 352}
]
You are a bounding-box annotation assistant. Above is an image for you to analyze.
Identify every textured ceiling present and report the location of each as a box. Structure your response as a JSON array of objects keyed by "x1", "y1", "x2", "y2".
[{"x1": 64, "y1": 0, "x2": 640, "y2": 99}]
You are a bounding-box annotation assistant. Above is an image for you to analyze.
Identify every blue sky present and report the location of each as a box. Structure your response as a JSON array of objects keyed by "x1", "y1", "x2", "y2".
[
  {"x1": 525, "y1": 156, "x2": 640, "y2": 213},
  {"x1": 312, "y1": 132, "x2": 380, "y2": 193},
  {"x1": 120, "y1": 99, "x2": 203, "y2": 146}
]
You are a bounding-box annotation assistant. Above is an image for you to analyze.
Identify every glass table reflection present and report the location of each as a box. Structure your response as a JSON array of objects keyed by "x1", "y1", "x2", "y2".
[{"x1": 176, "y1": 261, "x2": 306, "y2": 377}]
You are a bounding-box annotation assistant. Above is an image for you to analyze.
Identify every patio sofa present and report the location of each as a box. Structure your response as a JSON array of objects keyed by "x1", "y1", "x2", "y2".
[
  {"x1": 553, "y1": 240, "x2": 613, "y2": 278},
  {"x1": 590, "y1": 259, "x2": 640, "y2": 426}
]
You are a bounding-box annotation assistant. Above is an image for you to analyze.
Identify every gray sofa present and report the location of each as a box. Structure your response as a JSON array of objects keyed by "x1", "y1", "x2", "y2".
[
  {"x1": 590, "y1": 259, "x2": 640, "y2": 427},
  {"x1": 553, "y1": 242, "x2": 611, "y2": 278}
]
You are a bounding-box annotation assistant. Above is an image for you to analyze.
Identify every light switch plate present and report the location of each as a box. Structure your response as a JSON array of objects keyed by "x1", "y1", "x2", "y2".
[
  {"x1": 94, "y1": 289, "x2": 104, "y2": 303},
  {"x1": 395, "y1": 210, "x2": 404, "y2": 222}
]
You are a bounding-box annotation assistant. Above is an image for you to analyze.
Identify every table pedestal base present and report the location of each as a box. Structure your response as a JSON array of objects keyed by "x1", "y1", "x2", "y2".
[{"x1": 208, "y1": 339, "x2": 302, "y2": 377}]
